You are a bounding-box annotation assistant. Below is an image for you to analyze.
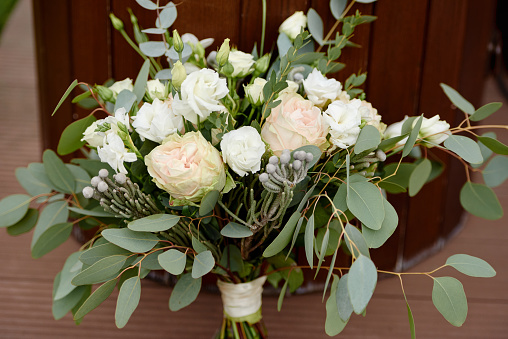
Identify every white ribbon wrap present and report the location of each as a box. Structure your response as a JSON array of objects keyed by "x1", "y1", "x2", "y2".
[{"x1": 217, "y1": 276, "x2": 267, "y2": 319}]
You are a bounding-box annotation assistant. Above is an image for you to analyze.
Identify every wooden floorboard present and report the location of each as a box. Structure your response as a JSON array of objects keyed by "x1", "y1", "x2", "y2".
[{"x1": 0, "y1": 1, "x2": 507, "y2": 338}]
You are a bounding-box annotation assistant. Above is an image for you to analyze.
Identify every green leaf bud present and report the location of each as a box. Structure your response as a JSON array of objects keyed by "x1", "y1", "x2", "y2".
[
  {"x1": 173, "y1": 29, "x2": 184, "y2": 53},
  {"x1": 96, "y1": 85, "x2": 114, "y2": 102},
  {"x1": 171, "y1": 60, "x2": 187, "y2": 89},
  {"x1": 255, "y1": 54, "x2": 270, "y2": 74},
  {"x1": 109, "y1": 13, "x2": 124, "y2": 31},
  {"x1": 216, "y1": 38, "x2": 230, "y2": 67}
]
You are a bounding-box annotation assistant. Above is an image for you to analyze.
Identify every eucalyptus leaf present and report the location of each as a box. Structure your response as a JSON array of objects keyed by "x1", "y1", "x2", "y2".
[
  {"x1": 354, "y1": 125, "x2": 381, "y2": 154},
  {"x1": 79, "y1": 243, "x2": 130, "y2": 265},
  {"x1": 336, "y1": 273, "x2": 354, "y2": 321},
  {"x1": 57, "y1": 115, "x2": 97, "y2": 155},
  {"x1": 114, "y1": 89, "x2": 137, "y2": 113},
  {"x1": 73, "y1": 279, "x2": 117, "y2": 320},
  {"x1": 155, "y1": 68, "x2": 172, "y2": 80},
  {"x1": 330, "y1": 0, "x2": 348, "y2": 20},
  {"x1": 31, "y1": 222, "x2": 73, "y2": 259},
  {"x1": 158, "y1": 249, "x2": 187, "y2": 275},
  {"x1": 43, "y1": 149, "x2": 76, "y2": 193},
  {"x1": 220, "y1": 222, "x2": 253, "y2": 238},
  {"x1": 199, "y1": 190, "x2": 219, "y2": 216},
  {"x1": 102, "y1": 228, "x2": 160, "y2": 253},
  {"x1": 277, "y1": 279, "x2": 289, "y2": 312},
  {"x1": 31, "y1": 200, "x2": 69, "y2": 248},
  {"x1": 304, "y1": 214, "x2": 315, "y2": 269},
  {"x1": 6, "y1": 208, "x2": 38, "y2": 236},
  {"x1": 470, "y1": 102, "x2": 502, "y2": 121},
  {"x1": 142, "y1": 28, "x2": 166, "y2": 34},
  {"x1": 139, "y1": 41, "x2": 167, "y2": 57},
  {"x1": 66, "y1": 164, "x2": 91, "y2": 192},
  {"x1": 315, "y1": 228, "x2": 329, "y2": 276},
  {"x1": 219, "y1": 245, "x2": 244, "y2": 273},
  {"x1": 277, "y1": 33, "x2": 292, "y2": 57},
  {"x1": 356, "y1": 0, "x2": 377, "y2": 3},
  {"x1": 347, "y1": 255, "x2": 377, "y2": 314},
  {"x1": 68, "y1": 206, "x2": 114, "y2": 218},
  {"x1": 0, "y1": 194, "x2": 31, "y2": 228},
  {"x1": 325, "y1": 274, "x2": 348, "y2": 336},
  {"x1": 263, "y1": 212, "x2": 301, "y2": 257},
  {"x1": 444, "y1": 135, "x2": 483, "y2": 164},
  {"x1": 362, "y1": 198, "x2": 398, "y2": 249},
  {"x1": 440, "y1": 83, "x2": 474, "y2": 114},
  {"x1": 52, "y1": 79, "x2": 78, "y2": 116},
  {"x1": 115, "y1": 276, "x2": 141, "y2": 328},
  {"x1": 52, "y1": 285, "x2": 88, "y2": 320},
  {"x1": 15, "y1": 167, "x2": 52, "y2": 197},
  {"x1": 192, "y1": 250, "x2": 215, "y2": 278},
  {"x1": 347, "y1": 181, "x2": 384, "y2": 230},
  {"x1": 408, "y1": 158, "x2": 432, "y2": 196},
  {"x1": 344, "y1": 223, "x2": 370, "y2": 258},
  {"x1": 332, "y1": 183, "x2": 348, "y2": 214},
  {"x1": 477, "y1": 135, "x2": 508, "y2": 155},
  {"x1": 128, "y1": 214, "x2": 180, "y2": 232},
  {"x1": 432, "y1": 277, "x2": 468, "y2": 327},
  {"x1": 483, "y1": 156, "x2": 508, "y2": 187},
  {"x1": 402, "y1": 116, "x2": 422, "y2": 157},
  {"x1": 133, "y1": 59, "x2": 151, "y2": 102},
  {"x1": 136, "y1": 0, "x2": 157, "y2": 10},
  {"x1": 72, "y1": 255, "x2": 131, "y2": 286},
  {"x1": 445, "y1": 254, "x2": 496, "y2": 278},
  {"x1": 460, "y1": 182, "x2": 503, "y2": 220},
  {"x1": 402, "y1": 292, "x2": 416, "y2": 339},
  {"x1": 169, "y1": 273, "x2": 201, "y2": 311},
  {"x1": 307, "y1": 8, "x2": 324, "y2": 45},
  {"x1": 54, "y1": 252, "x2": 83, "y2": 300},
  {"x1": 155, "y1": 3, "x2": 177, "y2": 29}
]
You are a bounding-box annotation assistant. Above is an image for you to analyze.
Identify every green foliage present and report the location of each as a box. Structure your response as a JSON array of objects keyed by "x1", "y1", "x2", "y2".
[
  {"x1": 330, "y1": 0, "x2": 348, "y2": 20},
  {"x1": 344, "y1": 223, "x2": 370, "y2": 258},
  {"x1": 133, "y1": 59, "x2": 151, "y2": 102},
  {"x1": 460, "y1": 182, "x2": 503, "y2": 220},
  {"x1": 128, "y1": 214, "x2": 180, "y2": 232},
  {"x1": 115, "y1": 276, "x2": 141, "y2": 328},
  {"x1": 304, "y1": 213, "x2": 315, "y2": 268},
  {"x1": 277, "y1": 279, "x2": 289, "y2": 312},
  {"x1": 31, "y1": 222, "x2": 73, "y2": 259},
  {"x1": 432, "y1": 277, "x2": 468, "y2": 327},
  {"x1": 409, "y1": 158, "x2": 432, "y2": 196},
  {"x1": 470, "y1": 102, "x2": 502, "y2": 122},
  {"x1": 199, "y1": 190, "x2": 219, "y2": 216},
  {"x1": 0, "y1": 194, "x2": 31, "y2": 228},
  {"x1": 220, "y1": 222, "x2": 253, "y2": 238},
  {"x1": 445, "y1": 254, "x2": 496, "y2": 278},
  {"x1": 307, "y1": 8, "x2": 324, "y2": 45},
  {"x1": 444, "y1": 135, "x2": 483, "y2": 164},
  {"x1": 158, "y1": 249, "x2": 187, "y2": 275},
  {"x1": 191, "y1": 250, "x2": 215, "y2": 278},
  {"x1": 477, "y1": 135, "x2": 508, "y2": 155},
  {"x1": 483, "y1": 156, "x2": 508, "y2": 187},
  {"x1": 440, "y1": 83, "x2": 474, "y2": 115},
  {"x1": 336, "y1": 273, "x2": 354, "y2": 321},
  {"x1": 43, "y1": 149, "x2": 76, "y2": 193},
  {"x1": 57, "y1": 115, "x2": 97, "y2": 155},
  {"x1": 263, "y1": 211, "x2": 301, "y2": 257},
  {"x1": 15, "y1": 167, "x2": 51, "y2": 197},
  {"x1": 72, "y1": 255, "x2": 131, "y2": 285},
  {"x1": 169, "y1": 273, "x2": 201, "y2": 311},
  {"x1": 31, "y1": 200, "x2": 69, "y2": 248},
  {"x1": 52, "y1": 80, "x2": 78, "y2": 116},
  {"x1": 347, "y1": 255, "x2": 377, "y2": 314},
  {"x1": 102, "y1": 228, "x2": 160, "y2": 252},
  {"x1": 346, "y1": 181, "x2": 384, "y2": 230},
  {"x1": 403, "y1": 116, "x2": 422, "y2": 157},
  {"x1": 325, "y1": 275, "x2": 347, "y2": 336},
  {"x1": 354, "y1": 125, "x2": 381, "y2": 154},
  {"x1": 115, "y1": 89, "x2": 137, "y2": 113},
  {"x1": 73, "y1": 279, "x2": 117, "y2": 320},
  {"x1": 6, "y1": 208, "x2": 38, "y2": 236},
  {"x1": 54, "y1": 252, "x2": 82, "y2": 300},
  {"x1": 79, "y1": 243, "x2": 130, "y2": 265},
  {"x1": 362, "y1": 198, "x2": 398, "y2": 248}
]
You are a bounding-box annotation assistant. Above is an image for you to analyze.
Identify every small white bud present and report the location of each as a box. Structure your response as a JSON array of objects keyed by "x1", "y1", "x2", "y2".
[
  {"x1": 114, "y1": 173, "x2": 127, "y2": 184},
  {"x1": 91, "y1": 176, "x2": 102, "y2": 187},
  {"x1": 269, "y1": 156, "x2": 279, "y2": 165},
  {"x1": 293, "y1": 160, "x2": 302, "y2": 171},
  {"x1": 266, "y1": 164, "x2": 276, "y2": 174},
  {"x1": 376, "y1": 149, "x2": 387, "y2": 162},
  {"x1": 259, "y1": 173, "x2": 269, "y2": 183},
  {"x1": 97, "y1": 181, "x2": 109, "y2": 193},
  {"x1": 293, "y1": 151, "x2": 304, "y2": 161},
  {"x1": 280, "y1": 152, "x2": 290, "y2": 164},
  {"x1": 99, "y1": 169, "x2": 109, "y2": 178},
  {"x1": 82, "y1": 186, "x2": 94, "y2": 199}
]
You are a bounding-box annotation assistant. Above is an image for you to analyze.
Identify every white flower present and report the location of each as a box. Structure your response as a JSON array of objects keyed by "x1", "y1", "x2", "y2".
[
  {"x1": 279, "y1": 80, "x2": 299, "y2": 96},
  {"x1": 146, "y1": 79, "x2": 168, "y2": 101},
  {"x1": 97, "y1": 132, "x2": 137, "y2": 174},
  {"x1": 183, "y1": 62, "x2": 201, "y2": 74},
  {"x1": 245, "y1": 78, "x2": 267, "y2": 106},
  {"x1": 384, "y1": 116, "x2": 408, "y2": 140},
  {"x1": 181, "y1": 33, "x2": 214, "y2": 49},
  {"x1": 109, "y1": 78, "x2": 134, "y2": 98},
  {"x1": 323, "y1": 99, "x2": 363, "y2": 149},
  {"x1": 359, "y1": 101, "x2": 386, "y2": 135},
  {"x1": 221, "y1": 126, "x2": 266, "y2": 177},
  {"x1": 131, "y1": 97, "x2": 183, "y2": 143},
  {"x1": 418, "y1": 115, "x2": 451, "y2": 146},
  {"x1": 172, "y1": 68, "x2": 228, "y2": 124},
  {"x1": 279, "y1": 11, "x2": 307, "y2": 40},
  {"x1": 81, "y1": 108, "x2": 130, "y2": 148},
  {"x1": 302, "y1": 69, "x2": 342, "y2": 107},
  {"x1": 228, "y1": 50, "x2": 255, "y2": 78}
]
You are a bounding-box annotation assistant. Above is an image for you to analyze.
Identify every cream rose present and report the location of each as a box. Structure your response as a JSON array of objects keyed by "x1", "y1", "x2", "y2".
[
  {"x1": 418, "y1": 115, "x2": 451, "y2": 146},
  {"x1": 228, "y1": 50, "x2": 255, "y2": 78},
  {"x1": 131, "y1": 97, "x2": 183, "y2": 143},
  {"x1": 302, "y1": 68, "x2": 342, "y2": 107},
  {"x1": 172, "y1": 68, "x2": 228, "y2": 124},
  {"x1": 145, "y1": 131, "x2": 226, "y2": 204},
  {"x1": 323, "y1": 99, "x2": 362, "y2": 149},
  {"x1": 359, "y1": 100, "x2": 387, "y2": 135},
  {"x1": 109, "y1": 78, "x2": 134, "y2": 99},
  {"x1": 221, "y1": 126, "x2": 266, "y2": 177},
  {"x1": 279, "y1": 11, "x2": 307, "y2": 40},
  {"x1": 146, "y1": 79, "x2": 168, "y2": 101},
  {"x1": 279, "y1": 80, "x2": 299, "y2": 96},
  {"x1": 245, "y1": 78, "x2": 267, "y2": 106},
  {"x1": 261, "y1": 93, "x2": 329, "y2": 155}
]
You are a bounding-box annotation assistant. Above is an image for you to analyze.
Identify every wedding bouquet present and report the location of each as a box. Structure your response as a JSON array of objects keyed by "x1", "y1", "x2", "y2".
[{"x1": 1, "y1": 0, "x2": 506, "y2": 337}]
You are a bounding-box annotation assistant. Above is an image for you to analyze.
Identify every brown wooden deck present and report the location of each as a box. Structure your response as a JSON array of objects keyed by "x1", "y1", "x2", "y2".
[{"x1": 1, "y1": 1, "x2": 507, "y2": 338}]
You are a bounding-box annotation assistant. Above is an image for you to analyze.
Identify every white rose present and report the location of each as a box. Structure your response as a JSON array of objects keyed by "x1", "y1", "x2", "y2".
[
  {"x1": 323, "y1": 99, "x2": 363, "y2": 149},
  {"x1": 81, "y1": 108, "x2": 130, "y2": 147},
  {"x1": 221, "y1": 126, "x2": 266, "y2": 177},
  {"x1": 279, "y1": 80, "x2": 299, "y2": 96},
  {"x1": 228, "y1": 50, "x2": 255, "y2": 78},
  {"x1": 418, "y1": 115, "x2": 451, "y2": 146},
  {"x1": 279, "y1": 11, "x2": 307, "y2": 40},
  {"x1": 146, "y1": 79, "x2": 168, "y2": 101},
  {"x1": 172, "y1": 68, "x2": 229, "y2": 124},
  {"x1": 109, "y1": 78, "x2": 134, "y2": 98},
  {"x1": 97, "y1": 132, "x2": 137, "y2": 174},
  {"x1": 302, "y1": 68, "x2": 342, "y2": 107},
  {"x1": 131, "y1": 97, "x2": 183, "y2": 143},
  {"x1": 384, "y1": 116, "x2": 408, "y2": 140},
  {"x1": 359, "y1": 101, "x2": 387, "y2": 135},
  {"x1": 245, "y1": 78, "x2": 267, "y2": 106}
]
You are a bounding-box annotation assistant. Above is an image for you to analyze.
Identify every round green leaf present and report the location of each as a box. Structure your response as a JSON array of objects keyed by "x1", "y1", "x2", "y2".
[
  {"x1": 325, "y1": 275, "x2": 348, "y2": 336},
  {"x1": 345, "y1": 223, "x2": 370, "y2": 258},
  {"x1": 362, "y1": 198, "x2": 398, "y2": 248},
  {"x1": 31, "y1": 222, "x2": 73, "y2": 259},
  {"x1": 15, "y1": 167, "x2": 52, "y2": 197},
  {"x1": 199, "y1": 190, "x2": 219, "y2": 216},
  {"x1": 307, "y1": 8, "x2": 324, "y2": 45},
  {"x1": 139, "y1": 41, "x2": 167, "y2": 57},
  {"x1": 354, "y1": 125, "x2": 381, "y2": 154},
  {"x1": 483, "y1": 156, "x2": 508, "y2": 187},
  {"x1": 440, "y1": 83, "x2": 475, "y2": 114},
  {"x1": 169, "y1": 273, "x2": 201, "y2": 311},
  {"x1": 54, "y1": 252, "x2": 83, "y2": 300},
  {"x1": 114, "y1": 89, "x2": 137, "y2": 113},
  {"x1": 470, "y1": 102, "x2": 502, "y2": 122},
  {"x1": 347, "y1": 181, "x2": 384, "y2": 230},
  {"x1": 445, "y1": 254, "x2": 496, "y2": 278},
  {"x1": 0, "y1": 194, "x2": 31, "y2": 228},
  {"x1": 66, "y1": 164, "x2": 91, "y2": 192},
  {"x1": 336, "y1": 273, "x2": 353, "y2": 322},
  {"x1": 115, "y1": 276, "x2": 141, "y2": 328},
  {"x1": 156, "y1": 3, "x2": 177, "y2": 28},
  {"x1": 460, "y1": 182, "x2": 503, "y2": 220},
  {"x1": 409, "y1": 158, "x2": 432, "y2": 197},
  {"x1": 330, "y1": 0, "x2": 348, "y2": 20},
  {"x1": 102, "y1": 228, "x2": 159, "y2": 253},
  {"x1": 7, "y1": 208, "x2": 39, "y2": 236},
  {"x1": 31, "y1": 200, "x2": 69, "y2": 248},
  {"x1": 43, "y1": 149, "x2": 76, "y2": 193},
  {"x1": 191, "y1": 250, "x2": 215, "y2": 278},
  {"x1": 52, "y1": 285, "x2": 88, "y2": 320},
  {"x1": 347, "y1": 255, "x2": 377, "y2": 314},
  {"x1": 444, "y1": 135, "x2": 483, "y2": 164},
  {"x1": 73, "y1": 279, "x2": 117, "y2": 320},
  {"x1": 71, "y1": 255, "x2": 129, "y2": 286},
  {"x1": 128, "y1": 214, "x2": 180, "y2": 232},
  {"x1": 477, "y1": 136, "x2": 508, "y2": 155},
  {"x1": 57, "y1": 115, "x2": 97, "y2": 155},
  {"x1": 158, "y1": 249, "x2": 187, "y2": 275},
  {"x1": 432, "y1": 277, "x2": 468, "y2": 327},
  {"x1": 220, "y1": 222, "x2": 253, "y2": 238}
]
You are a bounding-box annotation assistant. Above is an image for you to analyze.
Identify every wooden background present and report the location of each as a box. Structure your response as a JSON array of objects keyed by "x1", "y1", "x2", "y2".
[{"x1": 33, "y1": 0, "x2": 496, "y2": 271}]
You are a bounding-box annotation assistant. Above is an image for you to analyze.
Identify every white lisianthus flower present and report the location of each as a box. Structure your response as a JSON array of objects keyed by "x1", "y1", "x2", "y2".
[
  {"x1": 324, "y1": 99, "x2": 363, "y2": 149},
  {"x1": 221, "y1": 126, "x2": 266, "y2": 177},
  {"x1": 279, "y1": 11, "x2": 307, "y2": 40},
  {"x1": 359, "y1": 101, "x2": 387, "y2": 135},
  {"x1": 146, "y1": 79, "x2": 168, "y2": 101},
  {"x1": 81, "y1": 108, "x2": 130, "y2": 147},
  {"x1": 97, "y1": 132, "x2": 137, "y2": 174},
  {"x1": 109, "y1": 78, "x2": 134, "y2": 98},
  {"x1": 131, "y1": 97, "x2": 183, "y2": 143},
  {"x1": 228, "y1": 50, "x2": 255, "y2": 78},
  {"x1": 245, "y1": 78, "x2": 267, "y2": 106},
  {"x1": 418, "y1": 115, "x2": 451, "y2": 147},
  {"x1": 172, "y1": 68, "x2": 228, "y2": 124},
  {"x1": 302, "y1": 68, "x2": 342, "y2": 108}
]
